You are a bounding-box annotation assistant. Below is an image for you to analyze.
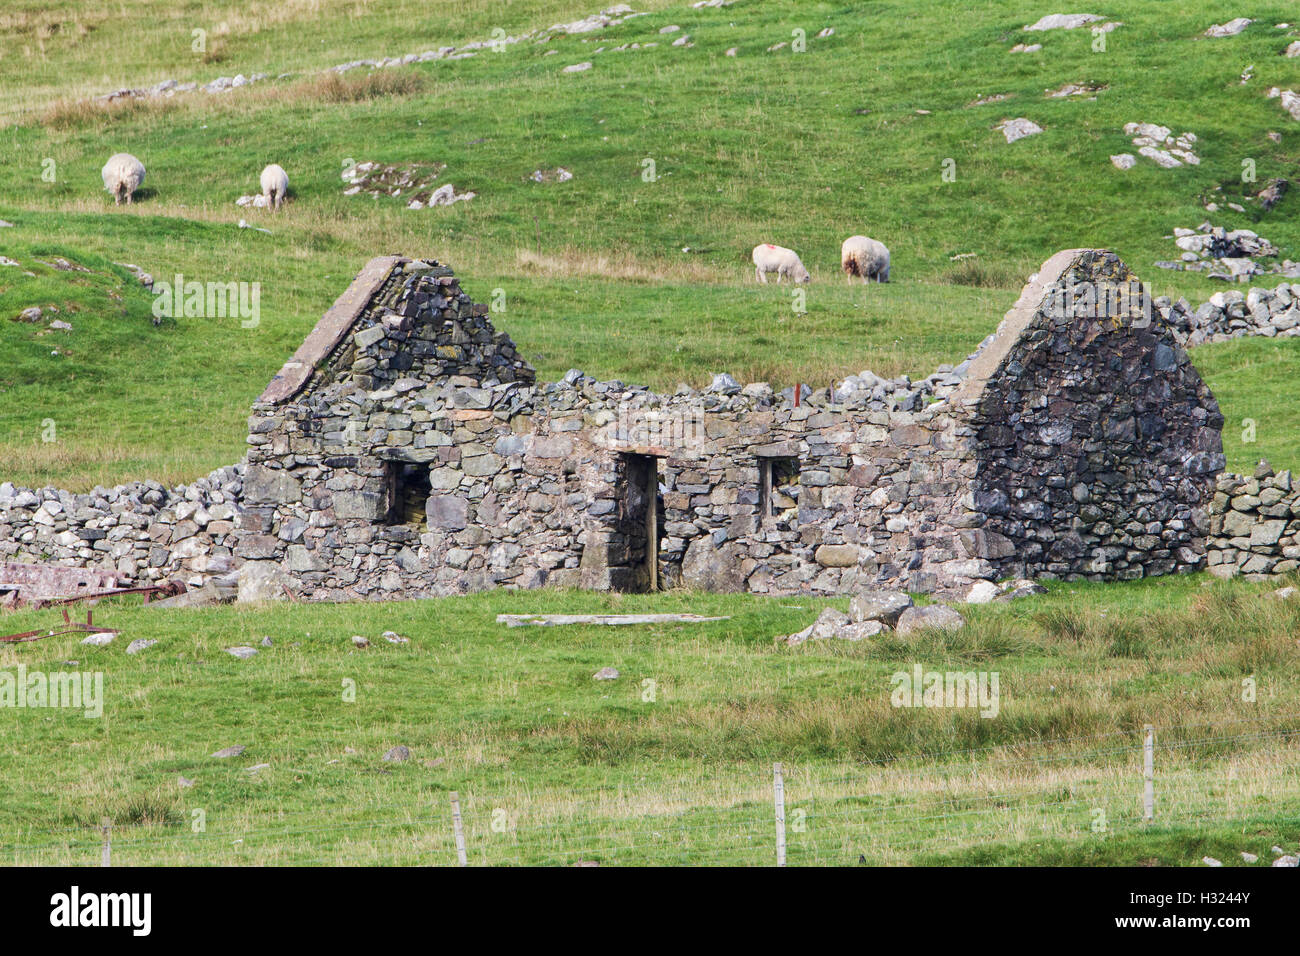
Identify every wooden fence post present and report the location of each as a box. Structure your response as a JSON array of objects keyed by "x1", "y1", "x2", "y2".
[
  {"x1": 450, "y1": 791, "x2": 468, "y2": 866},
  {"x1": 100, "y1": 818, "x2": 112, "y2": 867},
  {"x1": 773, "y1": 762, "x2": 787, "y2": 867},
  {"x1": 1142, "y1": 724, "x2": 1155, "y2": 822}
]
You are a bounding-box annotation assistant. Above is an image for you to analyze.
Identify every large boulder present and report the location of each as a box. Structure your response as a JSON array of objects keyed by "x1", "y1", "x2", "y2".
[
  {"x1": 896, "y1": 604, "x2": 966, "y2": 636},
  {"x1": 849, "y1": 589, "x2": 913, "y2": 626}
]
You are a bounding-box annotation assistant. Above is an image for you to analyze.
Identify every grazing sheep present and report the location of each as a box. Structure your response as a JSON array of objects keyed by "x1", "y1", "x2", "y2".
[
  {"x1": 260, "y1": 164, "x2": 289, "y2": 210},
  {"x1": 841, "y1": 235, "x2": 891, "y2": 283},
  {"x1": 101, "y1": 153, "x2": 146, "y2": 205},
  {"x1": 751, "y1": 244, "x2": 811, "y2": 283}
]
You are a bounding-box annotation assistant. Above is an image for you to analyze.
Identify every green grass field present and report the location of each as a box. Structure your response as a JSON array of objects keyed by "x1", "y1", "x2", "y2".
[
  {"x1": 2, "y1": 1, "x2": 1300, "y2": 865},
  {"x1": 2, "y1": 576, "x2": 1299, "y2": 865}
]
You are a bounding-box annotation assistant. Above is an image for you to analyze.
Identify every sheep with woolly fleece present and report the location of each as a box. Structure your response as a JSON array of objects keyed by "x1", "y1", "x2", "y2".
[
  {"x1": 841, "y1": 235, "x2": 890, "y2": 283},
  {"x1": 751, "y1": 243, "x2": 811, "y2": 283},
  {"x1": 101, "y1": 153, "x2": 146, "y2": 205},
  {"x1": 260, "y1": 163, "x2": 289, "y2": 210}
]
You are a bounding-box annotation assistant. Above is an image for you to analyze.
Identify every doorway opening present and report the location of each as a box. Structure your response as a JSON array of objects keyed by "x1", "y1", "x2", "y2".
[{"x1": 620, "y1": 453, "x2": 663, "y2": 591}]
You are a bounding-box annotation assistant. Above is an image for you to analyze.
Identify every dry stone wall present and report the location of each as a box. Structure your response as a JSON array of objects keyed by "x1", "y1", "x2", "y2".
[
  {"x1": 1206, "y1": 461, "x2": 1300, "y2": 577},
  {"x1": 0, "y1": 467, "x2": 243, "y2": 585}
]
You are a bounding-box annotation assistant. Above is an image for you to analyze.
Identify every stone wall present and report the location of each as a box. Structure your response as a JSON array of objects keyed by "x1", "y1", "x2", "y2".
[
  {"x1": 0, "y1": 466, "x2": 243, "y2": 585},
  {"x1": 1158, "y1": 282, "x2": 1300, "y2": 346},
  {"x1": 1206, "y1": 461, "x2": 1300, "y2": 577}
]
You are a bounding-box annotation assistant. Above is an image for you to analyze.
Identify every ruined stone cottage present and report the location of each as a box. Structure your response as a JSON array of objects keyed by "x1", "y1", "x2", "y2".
[{"x1": 227, "y1": 247, "x2": 1225, "y2": 601}]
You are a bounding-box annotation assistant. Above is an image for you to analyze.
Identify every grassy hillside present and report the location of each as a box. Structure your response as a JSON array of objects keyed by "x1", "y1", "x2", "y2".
[
  {"x1": 1, "y1": 0, "x2": 1298, "y2": 487},
  {"x1": 1, "y1": 575, "x2": 1298, "y2": 865}
]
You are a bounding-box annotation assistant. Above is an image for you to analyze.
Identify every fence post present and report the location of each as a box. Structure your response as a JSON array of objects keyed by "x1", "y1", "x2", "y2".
[
  {"x1": 100, "y1": 818, "x2": 112, "y2": 867},
  {"x1": 1142, "y1": 724, "x2": 1155, "y2": 822},
  {"x1": 773, "y1": 762, "x2": 787, "y2": 867},
  {"x1": 450, "y1": 791, "x2": 468, "y2": 866}
]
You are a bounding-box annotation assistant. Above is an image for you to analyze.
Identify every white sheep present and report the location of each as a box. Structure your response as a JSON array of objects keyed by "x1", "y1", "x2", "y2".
[
  {"x1": 101, "y1": 153, "x2": 146, "y2": 205},
  {"x1": 260, "y1": 163, "x2": 290, "y2": 210},
  {"x1": 841, "y1": 235, "x2": 891, "y2": 283},
  {"x1": 751, "y1": 243, "x2": 811, "y2": 283}
]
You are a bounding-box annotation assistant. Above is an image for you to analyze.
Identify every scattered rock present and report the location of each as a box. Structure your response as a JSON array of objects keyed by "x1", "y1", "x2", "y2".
[
  {"x1": 351, "y1": 635, "x2": 371, "y2": 648},
  {"x1": 125, "y1": 638, "x2": 157, "y2": 654},
  {"x1": 529, "y1": 167, "x2": 574, "y2": 184},
  {"x1": 782, "y1": 606, "x2": 877, "y2": 646},
  {"x1": 341, "y1": 160, "x2": 447, "y2": 206},
  {"x1": 211, "y1": 745, "x2": 246, "y2": 759},
  {"x1": 1009, "y1": 43, "x2": 1042, "y2": 53},
  {"x1": 1024, "y1": 14, "x2": 1103, "y2": 31},
  {"x1": 593, "y1": 666, "x2": 620, "y2": 680},
  {"x1": 80, "y1": 632, "x2": 117, "y2": 646},
  {"x1": 1202, "y1": 855, "x2": 1223, "y2": 867},
  {"x1": 260, "y1": 635, "x2": 274, "y2": 647},
  {"x1": 997, "y1": 579, "x2": 1048, "y2": 601},
  {"x1": 178, "y1": 776, "x2": 194, "y2": 788},
  {"x1": 1267, "y1": 586, "x2": 1297, "y2": 600},
  {"x1": 1241, "y1": 851, "x2": 1259, "y2": 863},
  {"x1": 1272, "y1": 855, "x2": 1298, "y2": 867},
  {"x1": 996, "y1": 117, "x2": 1043, "y2": 143},
  {"x1": 1110, "y1": 153, "x2": 1137, "y2": 170},
  {"x1": 1046, "y1": 81, "x2": 1105, "y2": 98},
  {"x1": 382, "y1": 745, "x2": 411, "y2": 762},
  {"x1": 895, "y1": 604, "x2": 966, "y2": 636},
  {"x1": 1123, "y1": 122, "x2": 1199, "y2": 167},
  {"x1": 247, "y1": 763, "x2": 270, "y2": 774},
  {"x1": 225, "y1": 646, "x2": 257, "y2": 659},
  {"x1": 563, "y1": 62, "x2": 593, "y2": 73},
  {"x1": 382, "y1": 630, "x2": 409, "y2": 644},
  {"x1": 1205, "y1": 18, "x2": 1252, "y2": 38}
]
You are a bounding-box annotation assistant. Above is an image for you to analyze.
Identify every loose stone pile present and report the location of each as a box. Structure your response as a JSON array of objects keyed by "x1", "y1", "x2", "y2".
[
  {"x1": 1207, "y1": 461, "x2": 1300, "y2": 577},
  {"x1": 1114, "y1": 123, "x2": 1199, "y2": 169},
  {"x1": 1156, "y1": 284, "x2": 1300, "y2": 344},
  {"x1": 340, "y1": 162, "x2": 475, "y2": 209},
  {"x1": 1154, "y1": 222, "x2": 1298, "y2": 281}
]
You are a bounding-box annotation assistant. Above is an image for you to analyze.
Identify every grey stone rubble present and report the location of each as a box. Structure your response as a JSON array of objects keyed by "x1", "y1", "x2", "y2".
[
  {"x1": 1121, "y1": 123, "x2": 1199, "y2": 169},
  {"x1": 1153, "y1": 284, "x2": 1300, "y2": 345},
  {"x1": 1266, "y1": 87, "x2": 1300, "y2": 122},
  {"x1": 1023, "y1": 14, "x2": 1104, "y2": 32},
  {"x1": 1153, "y1": 221, "x2": 1299, "y2": 282}
]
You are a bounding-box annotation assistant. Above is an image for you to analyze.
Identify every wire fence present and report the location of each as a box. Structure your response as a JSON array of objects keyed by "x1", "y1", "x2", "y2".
[{"x1": 6, "y1": 714, "x2": 1300, "y2": 866}]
